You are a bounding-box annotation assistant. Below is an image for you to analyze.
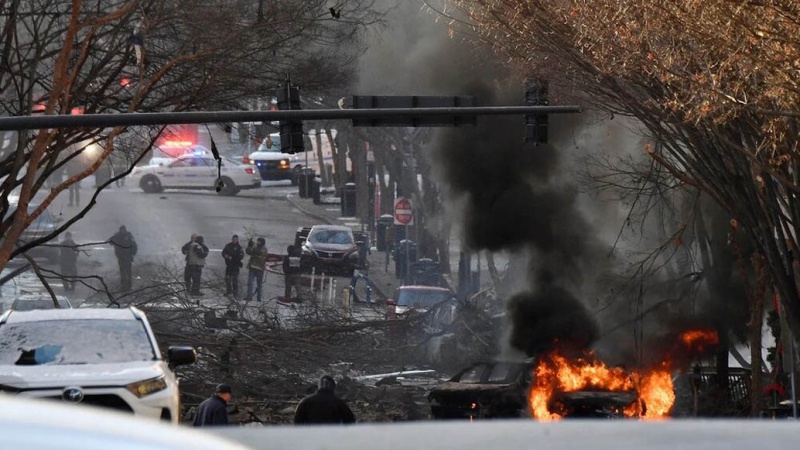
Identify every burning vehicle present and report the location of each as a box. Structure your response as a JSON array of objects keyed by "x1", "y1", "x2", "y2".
[{"x1": 428, "y1": 361, "x2": 535, "y2": 419}]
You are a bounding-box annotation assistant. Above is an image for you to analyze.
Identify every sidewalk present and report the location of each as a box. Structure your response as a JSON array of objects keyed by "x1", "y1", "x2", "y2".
[{"x1": 285, "y1": 192, "x2": 400, "y2": 302}]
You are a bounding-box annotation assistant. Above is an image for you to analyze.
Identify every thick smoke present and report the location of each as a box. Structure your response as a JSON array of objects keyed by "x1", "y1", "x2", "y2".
[{"x1": 356, "y1": 1, "x2": 604, "y2": 358}]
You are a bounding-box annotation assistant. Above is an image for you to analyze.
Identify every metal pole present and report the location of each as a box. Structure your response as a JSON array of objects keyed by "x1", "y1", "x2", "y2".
[
  {"x1": 792, "y1": 337, "x2": 798, "y2": 419},
  {"x1": 0, "y1": 106, "x2": 583, "y2": 131}
]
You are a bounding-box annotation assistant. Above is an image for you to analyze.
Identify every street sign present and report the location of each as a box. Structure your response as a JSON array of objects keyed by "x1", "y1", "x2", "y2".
[{"x1": 394, "y1": 197, "x2": 414, "y2": 226}]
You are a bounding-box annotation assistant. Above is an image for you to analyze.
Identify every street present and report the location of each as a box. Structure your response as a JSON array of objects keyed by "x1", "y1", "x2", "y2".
[{"x1": 6, "y1": 179, "x2": 312, "y2": 306}]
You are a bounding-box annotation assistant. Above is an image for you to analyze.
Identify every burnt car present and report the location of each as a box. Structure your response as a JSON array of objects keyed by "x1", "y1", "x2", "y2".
[
  {"x1": 428, "y1": 361, "x2": 535, "y2": 419},
  {"x1": 299, "y1": 225, "x2": 362, "y2": 276},
  {"x1": 429, "y1": 361, "x2": 640, "y2": 420}
]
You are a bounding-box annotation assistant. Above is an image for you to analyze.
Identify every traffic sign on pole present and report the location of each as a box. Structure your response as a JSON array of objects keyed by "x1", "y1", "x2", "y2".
[{"x1": 394, "y1": 197, "x2": 414, "y2": 226}]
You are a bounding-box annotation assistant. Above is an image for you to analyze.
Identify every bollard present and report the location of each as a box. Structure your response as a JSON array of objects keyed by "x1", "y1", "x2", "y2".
[
  {"x1": 329, "y1": 278, "x2": 336, "y2": 305},
  {"x1": 310, "y1": 267, "x2": 316, "y2": 300}
]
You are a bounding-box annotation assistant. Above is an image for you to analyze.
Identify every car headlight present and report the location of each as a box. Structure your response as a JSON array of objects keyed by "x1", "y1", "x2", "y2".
[{"x1": 126, "y1": 375, "x2": 167, "y2": 398}]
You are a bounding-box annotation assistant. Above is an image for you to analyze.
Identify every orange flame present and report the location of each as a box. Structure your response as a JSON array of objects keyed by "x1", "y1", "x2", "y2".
[
  {"x1": 680, "y1": 330, "x2": 719, "y2": 352},
  {"x1": 528, "y1": 352, "x2": 674, "y2": 421}
]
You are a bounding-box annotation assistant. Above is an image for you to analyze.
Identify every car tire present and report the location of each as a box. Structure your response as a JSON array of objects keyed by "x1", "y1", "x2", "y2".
[
  {"x1": 140, "y1": 175, "x2": 162, "y2": 193},
  {"x1": 217, "y1": 177, "x2": 238, "y2": 196}
]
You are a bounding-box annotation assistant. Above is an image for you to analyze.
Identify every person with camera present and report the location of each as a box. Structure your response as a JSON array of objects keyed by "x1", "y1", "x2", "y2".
[
  {"x1": 222, "y1": 234, "x2": 244, "y2": 298},
  {"x1": 186, "y1": 235, "x2": 209, "y2": 297}
]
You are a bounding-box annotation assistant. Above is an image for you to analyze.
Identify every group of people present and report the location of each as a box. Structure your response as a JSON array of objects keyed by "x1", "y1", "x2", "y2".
[
  {"x1": 193, "y1": 375, "x2": 355, "y2": 427},
  {"x1": 55, "y1": 226, "x2": 137, "y2": 293},
  {"x1": 182, "y1": 233, "x2": 270, "y2": 301}
]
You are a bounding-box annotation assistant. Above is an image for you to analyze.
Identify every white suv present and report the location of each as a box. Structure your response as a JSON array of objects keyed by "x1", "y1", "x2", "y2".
[{"x1": 0, "y1": 307, "x2": 195, "y2": 423}]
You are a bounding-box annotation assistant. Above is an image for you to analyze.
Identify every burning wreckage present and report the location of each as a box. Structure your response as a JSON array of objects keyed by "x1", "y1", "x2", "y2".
[{"x1": 428, "y1": 287, "x2": 726, "y2": 421}]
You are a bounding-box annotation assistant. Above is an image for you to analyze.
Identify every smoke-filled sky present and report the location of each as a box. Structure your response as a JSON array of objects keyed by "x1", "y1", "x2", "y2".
[{"x1": 355, "y1": 1, "x2": 749, "y2": 368}]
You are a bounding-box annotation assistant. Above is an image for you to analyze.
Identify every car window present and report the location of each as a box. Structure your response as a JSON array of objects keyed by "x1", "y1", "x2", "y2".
[
  {"x1": 169, "y1": 159, "x2": 191, "y2": 168},
  {"x1": 0, "y1": 319, "x2": 156, "y2": 365},
  {"x1": 396, "y1": 289, "x2": 450, "y2": 308},
  {"x1": 487, "y1": 363, "x2": 523, "y2": 383},
  {"x1": 258, "y1": 137, "x2": 281, "y2": 153},
  {"x1": 459, "y1": 365, "x2": 487, "y2": 384},
  {"x1": 308, "y1": 229, "x2": 354, "y2": 245}
]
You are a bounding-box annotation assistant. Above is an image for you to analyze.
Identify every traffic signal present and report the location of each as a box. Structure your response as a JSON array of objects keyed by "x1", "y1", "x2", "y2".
[
  {"x1": 525, "y1": 80, "x2": 548, "y2": 144},
  {"x1": 275, "y1": 81, "x2": 304, "y2": 154}
]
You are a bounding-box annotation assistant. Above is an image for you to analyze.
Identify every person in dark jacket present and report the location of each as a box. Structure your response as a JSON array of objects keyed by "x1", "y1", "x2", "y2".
[
  {"x1": 222, "y1": 234, "x2": 244, "y2": 298},
  {"x1": 193, "y1": 383, "x2": 233, "y2": 427},
  {"x1": 109, "y1": 225, "x2": 137, "y2": 290},
  {"x1": 181, "y1": 233, "x2": 197, "y2": 292},
  {"x1": 186, "y1": 235, "x2": 209, "y2": 297},
  {"x1": 294, "y1": 375, "x2": 355, "y2": 425},
  {"x1": 282, "y1": 245, "x2": 301, "y2": 300},
  {"x1": 59, "y1": 232, "x2": 79, "y2": 291},
  {"x1": 245, "y1": 237, "x2": 269, "y2": 302}
]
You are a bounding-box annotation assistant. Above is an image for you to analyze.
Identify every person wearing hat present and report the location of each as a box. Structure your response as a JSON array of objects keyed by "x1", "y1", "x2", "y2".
[
  {"x1": 293, "y1": 375, "x2": 355, "y2": 425},
  {"x1": 222, "y1": 234, "x2": 244, "y2": 298},
  {"x1": 193, "y1": 383, "x2": 233, "y2": 427}
]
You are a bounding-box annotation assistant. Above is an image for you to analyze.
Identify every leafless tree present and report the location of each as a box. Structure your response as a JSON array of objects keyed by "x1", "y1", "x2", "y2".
[{"x1": 0, "y1": 0, "x2": 385, "y2": 273}]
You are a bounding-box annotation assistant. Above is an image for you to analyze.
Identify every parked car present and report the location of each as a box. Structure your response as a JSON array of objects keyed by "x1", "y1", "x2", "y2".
[
  {"x1": 246, "y1": 134, "x2": 303, "y2": 183},
  {"x1": 0, "y1": 307, "x2": 196, "y2": 422},
  {"x1": 3, "y1": 202, "x2": 60, "y2": 263},
  {"x1": 130, "y1": 154, "x2": 261, "y2": 196},
  {"x1": 10, "y1": 294, "x2": 72, "y2": 311},
  {"x1": 428, "y1": 361, "x2": 536, "y2": 419},
  {"x1": 299, "y1": 225, "x2": 362, "y2": 276},
  {"x1": 388, "y1": 285, "x2": 454, "y2": 316}
]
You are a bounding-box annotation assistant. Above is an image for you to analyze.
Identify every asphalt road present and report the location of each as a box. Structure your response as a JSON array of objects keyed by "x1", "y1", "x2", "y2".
[{"x1": 21, "y1": 179, "x2": 309, "y2": 304}]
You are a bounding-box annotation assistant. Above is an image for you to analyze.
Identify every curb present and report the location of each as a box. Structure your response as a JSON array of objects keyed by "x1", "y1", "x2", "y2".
[{"x1": 285, "y1": 194, "x2": 334, "y2": 225}]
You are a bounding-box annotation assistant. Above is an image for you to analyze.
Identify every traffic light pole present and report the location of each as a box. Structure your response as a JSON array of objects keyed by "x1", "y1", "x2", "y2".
[{"x1": 0, "y1": 106, "x2": 581, "y2": 131}]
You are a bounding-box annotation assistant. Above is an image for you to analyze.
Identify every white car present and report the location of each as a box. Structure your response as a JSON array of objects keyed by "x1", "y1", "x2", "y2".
[
  {"x1": 0, "y1": 307, "x2": 196, "y2": 423},
  {"x1": 131, "y1": 154, "x2": 261, "y2": 196}
]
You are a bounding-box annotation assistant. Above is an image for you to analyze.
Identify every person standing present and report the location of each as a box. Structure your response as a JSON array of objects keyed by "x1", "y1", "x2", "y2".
[
  {"x1": 66, "y1": 155, "x2": 82, "y2": 207},
  {"x1": 181, "y1": 233, "x2": 197, "y2": 292},
  {"x1": 109, "y1": 225, "x2": 137, "y2": 290},
  {"x1": 187, "y1": 235, "x2": 209, "y2": 297},
  {"x1": 293, "y1": 375, "x2": 355, "y2": 425},
  {"x1": 222, "y1": 234, "x2": 244, "y2": 298},
  {"x1": 193, "y1": 384, "x2": 233, "y2": 427},
  {"x1": 59, "y1": 232, "x2": 79, "y2": 292},
  {"x1": 282, "y1": 245, "x2": 301, "y2": 300},
  {"x1": 245, "y1": 237, "x2": 269, "y2": 302}
]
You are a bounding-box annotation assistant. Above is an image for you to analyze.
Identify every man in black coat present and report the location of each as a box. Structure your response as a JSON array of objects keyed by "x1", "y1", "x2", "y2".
[
  {"x1": 294, "y1": 375, "x2": 355, "y2": 425},
  {"x1": 59, "y1": 232, "x2": 79, "y2": 291},
  {"x1": 193, "y1": 384, "x2": 233, "y2": 427},
  {"x1": 109, "y1": 225, "x2": 137, "y2": 290},
  {"x1": 222, "y1": 234, "x2": 244, "y2": 298}
]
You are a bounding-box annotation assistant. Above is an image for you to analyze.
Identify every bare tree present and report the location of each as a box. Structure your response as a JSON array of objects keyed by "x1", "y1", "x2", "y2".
[
  {"x1": 0, "y1": 0, "x2": 385, "y2": 273},
  {"x1": 441, "y1": 0, "x2": 800, "y2": 349}
]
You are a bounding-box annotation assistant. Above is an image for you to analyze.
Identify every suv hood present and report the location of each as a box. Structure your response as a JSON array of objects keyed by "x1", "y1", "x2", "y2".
[
  {"x1": 0, "y1": 361, "x2": 165, "y2": 389},
  {"x1": 305, "y1": 242, "x2": 355, "y2": 253}
]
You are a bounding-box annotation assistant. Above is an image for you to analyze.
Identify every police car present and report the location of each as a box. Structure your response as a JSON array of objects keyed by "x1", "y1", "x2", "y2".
[{"x1": 130, "y1": 154, "x2": 261, "y2": 196}]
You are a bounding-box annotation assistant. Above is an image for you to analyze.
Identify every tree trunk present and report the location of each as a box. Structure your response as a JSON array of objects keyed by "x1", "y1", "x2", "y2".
[
  {"x1": 326, "y1": 128, "x2": 344, "y2": 192},
  {"x1": 749, "y1": 288, "x2": 765, "y2": 416}
]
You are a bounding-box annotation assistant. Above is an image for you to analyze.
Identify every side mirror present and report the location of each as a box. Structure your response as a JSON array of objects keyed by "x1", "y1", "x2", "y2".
[
  {"x1": 386, "y1": 299, "x2": 395, "y2": 306},
  {"x1": 167, "y1": 346, "x2": 196, "y2": 366}
]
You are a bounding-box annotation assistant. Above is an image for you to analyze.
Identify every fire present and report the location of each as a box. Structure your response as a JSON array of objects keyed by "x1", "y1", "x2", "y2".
[
  {"x1": 679, "y1": 330, "x2": 719, "y2": 352},
  {"x1": 528, "y1": 352, "x2": 675, "y2": 421}
]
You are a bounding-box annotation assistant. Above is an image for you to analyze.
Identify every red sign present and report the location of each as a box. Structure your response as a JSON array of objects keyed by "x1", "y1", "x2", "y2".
[{"x1": 394, "y1": 197, "x2": 414, "y2": 226}]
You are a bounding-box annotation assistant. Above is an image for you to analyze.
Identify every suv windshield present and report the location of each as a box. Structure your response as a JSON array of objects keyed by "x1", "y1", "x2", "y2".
[
  {"x1": 0, "y1": 319, "x2": 156, "y2": 365},
  {"x1": 308, "y1": 229, "x2": 354, "y2": 245},
  {"x1": 257, "y1": 136, "x2": 281, "y2": 152},
  {"x1": 396, "y1": 289, "x2": 450, "y2": 308}
]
